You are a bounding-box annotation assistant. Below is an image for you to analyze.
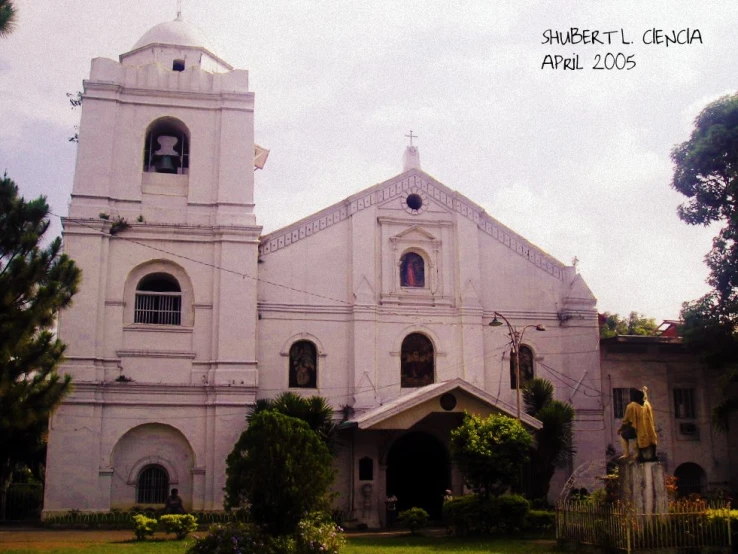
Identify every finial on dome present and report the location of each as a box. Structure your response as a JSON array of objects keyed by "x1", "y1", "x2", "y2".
[
  {"x1": 403, "y1": 130, "x2": 421, "y2": 171},
  {"x1": 176, "y1": 0, "x2": 183, "y2": 20}
]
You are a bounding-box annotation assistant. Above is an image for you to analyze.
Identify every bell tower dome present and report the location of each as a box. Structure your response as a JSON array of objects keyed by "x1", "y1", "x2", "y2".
[{"x1": 121, "y1": 16, "x2": 233, "y2": 73}]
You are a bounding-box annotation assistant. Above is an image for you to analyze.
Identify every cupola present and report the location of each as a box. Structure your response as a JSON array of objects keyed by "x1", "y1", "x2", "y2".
[{"x1": 119, "y1": 16, "x2": 232, "y2": 73}]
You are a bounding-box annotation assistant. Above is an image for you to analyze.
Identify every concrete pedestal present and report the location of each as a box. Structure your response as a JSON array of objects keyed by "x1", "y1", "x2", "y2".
[{"x1": 618, "y1": 459, "x2": 668, "y2": 514}]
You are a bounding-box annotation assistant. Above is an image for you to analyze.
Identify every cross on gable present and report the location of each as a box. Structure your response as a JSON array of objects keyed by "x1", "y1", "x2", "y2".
[{"x1": 405, "y1": 130, "x2": 417, "y2": 147}]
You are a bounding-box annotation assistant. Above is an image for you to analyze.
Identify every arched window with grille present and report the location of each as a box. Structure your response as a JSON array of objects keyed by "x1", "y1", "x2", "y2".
[
  {"x1": 137, "y1": 465, "x2": 169, "y2": 504},
  {"x1": 134, "y1": 273, "x2": 182, "y2": 325},
  {"x1": 510, "y1": 345, "x2": 534, "y2": 389},
  {"x1": 143, "y1": 117, "x2": 190, "y2": 174}
]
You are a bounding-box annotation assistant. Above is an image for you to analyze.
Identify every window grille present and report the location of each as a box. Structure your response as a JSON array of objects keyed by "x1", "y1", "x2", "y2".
[
  {"x1": 673, "y1": 388, "x2": 696, "y2": 419},
  {"x1": 612, "y1": 388, "x2": 628, "y2": 418},
  {"x1": 137, "y1": 465, "x2": 168, "y2": 504},
  {"x1": 134, "y1": 292, "x2": 182, "y2": 325}
]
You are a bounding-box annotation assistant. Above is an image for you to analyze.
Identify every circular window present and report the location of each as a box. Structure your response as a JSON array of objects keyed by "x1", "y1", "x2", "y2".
[
  {"x1": 406, "y1": 193, "x2": 423, "y2": 210},
  {"x1": 440, "y1": 393, "x2": 457, "y2": 411}
]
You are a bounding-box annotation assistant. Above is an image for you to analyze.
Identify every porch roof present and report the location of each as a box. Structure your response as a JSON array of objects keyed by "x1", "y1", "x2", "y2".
[{"x1": 344, "y1": 378, "x2": 542, "y2": 431}]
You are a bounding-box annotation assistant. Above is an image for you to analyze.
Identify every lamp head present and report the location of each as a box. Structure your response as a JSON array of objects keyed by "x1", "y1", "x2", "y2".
[
  {"x1": 489, "y1": 317, "x2": 503, "y2": 327},
  {"x1": 535, "y1": 324, "x2": 546, "y2": 331}
]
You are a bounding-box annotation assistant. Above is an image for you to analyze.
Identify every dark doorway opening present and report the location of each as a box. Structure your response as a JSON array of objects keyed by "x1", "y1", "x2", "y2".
[
  {"x1": 386, "y1": 431, "x2": 449, "y2": 520},
  {"x1": 674, "y1": 462, "x2": 706, "y2": 497}
]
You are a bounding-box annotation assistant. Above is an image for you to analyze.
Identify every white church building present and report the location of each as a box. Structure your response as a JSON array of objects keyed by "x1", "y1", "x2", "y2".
[{"x1": 44, "y1": 17, "x2": 604, "y2": 525}]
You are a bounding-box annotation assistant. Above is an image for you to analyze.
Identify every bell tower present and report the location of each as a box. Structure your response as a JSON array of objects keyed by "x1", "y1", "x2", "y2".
[{"x1": 46, "y1": 17, "x2": 261, "y2": 512}]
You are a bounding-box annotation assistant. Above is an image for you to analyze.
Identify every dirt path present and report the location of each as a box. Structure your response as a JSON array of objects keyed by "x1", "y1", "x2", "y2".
[{"x1": 0, "y1": 529, "x2": 142, "y2": 550}]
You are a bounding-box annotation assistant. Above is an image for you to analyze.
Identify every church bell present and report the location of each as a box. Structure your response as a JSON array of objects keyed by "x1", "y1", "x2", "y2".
[{"x1": 154, "y1": 154, "x2": 177, "y2": 173}]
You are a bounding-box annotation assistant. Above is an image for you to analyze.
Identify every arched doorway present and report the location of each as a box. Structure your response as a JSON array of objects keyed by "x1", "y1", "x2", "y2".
[
  {"x1": 386, "y1": 431, "x2": 449, "y2": 520},
  {"x1": 674, "y1": 462, "x2": 706, "y2": 497}
]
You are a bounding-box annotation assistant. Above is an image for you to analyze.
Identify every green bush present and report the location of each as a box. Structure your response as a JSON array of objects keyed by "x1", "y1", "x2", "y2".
[
  {"x1": 187, "y1": 523, "x2": 267, "y2": 554},
  {"x1": 443, "y1": 494, "x2": 529, "y2": 536},
  {"x1": 495, "y1": 494, "x2": 530, "y2": 531},
  {"x1": 398, "y1": 507, "x2": 429, "y2": 535},
  {"x1": 525, "y1": 510, "x2": 555, "y2": 533},
  {"x1": 450, "y1": 413, "x2": 533, "y2": 497},
  {"x1": 132, "y1": 513, "x2": 158, "y2": 541},
  {"x1": 295, "y1": 513, "x2": 345, "y2": 554},
  {"x1": 187, "y1": 515, "x2": 346, "y2": 554},
  {"x1": 160, "y1": 514, "x2": 198, "y2": 539},
  {"x1": 224, "y1": 411, "x2": 335, "y2": 536},
  {"x1": 444, "y1": 495, "x2": 491, "y2": 535}
]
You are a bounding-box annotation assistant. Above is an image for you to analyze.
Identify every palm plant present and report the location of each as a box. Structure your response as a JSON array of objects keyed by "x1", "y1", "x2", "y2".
[
  {"x1": 247, "y1": 392, "x2": 337, "y2": 448},
  {"x1": 523, "y1": 378, "x2": 575, "y2": 501}
]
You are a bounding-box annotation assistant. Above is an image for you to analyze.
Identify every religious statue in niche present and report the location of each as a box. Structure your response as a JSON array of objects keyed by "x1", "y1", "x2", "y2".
[
  {"x1": 289, "y1": 340, "x2": 317, "y2": 388},
  {"x1": 618, "y1": 386, "x2": 658, "y2": 462},
  {"x1": 400, "y1": 252, "x2": 425, "y2": 288},
  {"x1": 401, "y1": 333, "x2": 434, "y2": 387},
  {"x1": 510, "y1": 345, "x2": 534, "y2": 389}
]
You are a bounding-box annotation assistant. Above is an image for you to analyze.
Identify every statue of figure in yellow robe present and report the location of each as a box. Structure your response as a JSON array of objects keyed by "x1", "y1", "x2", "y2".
[{"x1": 618, "y1": 386, "x2": 658, "y2": 461}]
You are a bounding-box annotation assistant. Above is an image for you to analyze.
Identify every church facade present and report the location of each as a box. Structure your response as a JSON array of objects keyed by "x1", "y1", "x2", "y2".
[{"x1": 44, "y1": 18, "x2": 604, "y2": 525}]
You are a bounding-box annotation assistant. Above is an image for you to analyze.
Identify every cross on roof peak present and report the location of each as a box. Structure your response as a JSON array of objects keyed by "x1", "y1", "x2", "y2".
[{"x1": 405, "y1": 130, "x2": 417, "y2": 147}]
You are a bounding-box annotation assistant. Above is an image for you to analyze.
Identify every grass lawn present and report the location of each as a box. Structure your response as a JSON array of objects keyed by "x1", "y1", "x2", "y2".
[
  {"x1": 345, "y1": 535, "x2": 557, "y2": 553},
  {"x1": 0, "y1": 529, "x2": 558, "y2": 554}
]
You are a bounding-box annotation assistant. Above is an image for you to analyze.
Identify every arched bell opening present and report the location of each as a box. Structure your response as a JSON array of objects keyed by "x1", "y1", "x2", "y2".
[{"x1": 143, "y1": 117, "x2": 190, "y2": 175}]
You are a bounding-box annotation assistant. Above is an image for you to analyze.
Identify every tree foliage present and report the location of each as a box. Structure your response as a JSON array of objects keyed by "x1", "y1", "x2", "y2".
[
  {"x1": 599, "y1": 311, "x2": 659, "y2": 338},
  {"x1": 671, "y1": 93, "x2": 738, "y2": 429},
  {"x1": 224, "y1": 410, "x2": 335, "y2": 536},
  {"x1": 450, "y1": 412, "x2": 533, "y2": 499},
  {"x1": 522, "y1": 378, "x2": 575, "y2": 500},
  {"x1": 0, "y1": 176, "x2": 80, "y2": 495},
  {"x1": 0, "y1": 1, "x2": 16, "y2": 37}
]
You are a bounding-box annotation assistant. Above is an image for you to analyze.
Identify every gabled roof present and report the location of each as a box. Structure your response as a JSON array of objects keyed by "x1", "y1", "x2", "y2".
[
  {"x1": 343, "y1": 378, "x2": 542, "y2": 431},
  {"x1": 259, "y1": 168, "x2": 567, "y2": 281}
]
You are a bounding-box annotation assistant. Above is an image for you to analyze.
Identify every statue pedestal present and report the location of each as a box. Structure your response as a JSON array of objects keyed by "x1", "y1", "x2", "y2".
[{"x1": 618, "y1": 459, "x2": 668, "y2": 514}]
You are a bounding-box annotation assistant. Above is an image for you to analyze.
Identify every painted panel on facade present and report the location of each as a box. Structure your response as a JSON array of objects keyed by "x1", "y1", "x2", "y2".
[
  {"x1": 400, "y1": 252, "x2": 425, "y2": 288},
  {"x1": 401, "y1": 333, "x2": 434, "y2": 388},
  {"x1": 289, "y1": 340, "x2": 317, "y2": 388}
]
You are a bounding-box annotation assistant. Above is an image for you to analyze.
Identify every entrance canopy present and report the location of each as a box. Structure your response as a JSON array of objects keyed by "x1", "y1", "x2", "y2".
[{"x1": 344, "y1": 378, "x2": 542, "y2": 431}]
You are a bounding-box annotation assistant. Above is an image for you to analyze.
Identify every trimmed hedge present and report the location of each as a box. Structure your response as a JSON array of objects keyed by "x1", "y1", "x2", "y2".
[{"x1": 443, "y1": 494, "x2": 529, "y2": 535}]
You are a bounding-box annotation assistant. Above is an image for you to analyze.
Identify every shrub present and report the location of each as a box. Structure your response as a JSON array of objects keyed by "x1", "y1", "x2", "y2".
[
  {"x1": 187, "y1": 523, "x2": 266, "y2": 554},
  {"x1": 160, "y1": 514, "x2": 198, "y2": 539},
  {"x1": 443, "y1": 494, "x2": 529, "y2": 536},
  {"x1": 224, "y1": 410, "x2": 335, "y2": 536},
  {"x1": 495, "y1": 494, "x2": 529, "y2": 531},
  {"x1": 450, "y1": 413, "x2": 533, "y2": 497},
  {"x1": 525, "y1": 509, "x2": 555, "y2": 534},
  {"x1": 398, "y1": 507, "x2": 429, "y2": 535},
  {"x1": 295, "y1": 513, "x2": 345, "y2": 554},
  {"x1": 132, "y1": 513, "x2": 157, "y2": 541},
  {"x1": 444, "y1": 495, "x2": 490, "y2": 535}
]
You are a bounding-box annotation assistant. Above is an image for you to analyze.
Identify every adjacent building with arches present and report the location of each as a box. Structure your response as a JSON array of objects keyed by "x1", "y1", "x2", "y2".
[{"x1": 45, "y1": 15, "x2": 619, "y2": 524}]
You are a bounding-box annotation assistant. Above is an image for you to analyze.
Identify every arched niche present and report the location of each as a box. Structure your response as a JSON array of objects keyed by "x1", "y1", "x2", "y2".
[{"x1": 109, "y1": 423, "x2": 195, "y2": 509}]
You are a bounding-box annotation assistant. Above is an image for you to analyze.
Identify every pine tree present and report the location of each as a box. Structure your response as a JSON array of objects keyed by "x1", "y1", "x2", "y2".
[
  {"x1": 0, "y1": 1, "x2": 17, "y2": 37},
  {"x1": 0, "y1": 175, "x2": 80, "y2": 516}
]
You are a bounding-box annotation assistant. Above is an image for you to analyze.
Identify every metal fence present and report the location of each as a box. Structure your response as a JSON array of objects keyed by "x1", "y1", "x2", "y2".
[
  {"x1": 1, "y1": 483, "x2": 43, "y2": 521},
  {"x1": 556, "y1": 500, "x2": 732, "y2": 553}
]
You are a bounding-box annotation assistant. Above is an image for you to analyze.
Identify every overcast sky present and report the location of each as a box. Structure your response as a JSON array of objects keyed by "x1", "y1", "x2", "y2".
[{"x1": 2, "y1": 0, "x2": 734, "y2": 321}]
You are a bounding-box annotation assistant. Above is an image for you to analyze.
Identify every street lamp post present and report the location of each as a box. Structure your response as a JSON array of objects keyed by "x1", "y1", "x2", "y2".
[{"x1": 489, "y1": 312, "x2": 545, "y2": 420}]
